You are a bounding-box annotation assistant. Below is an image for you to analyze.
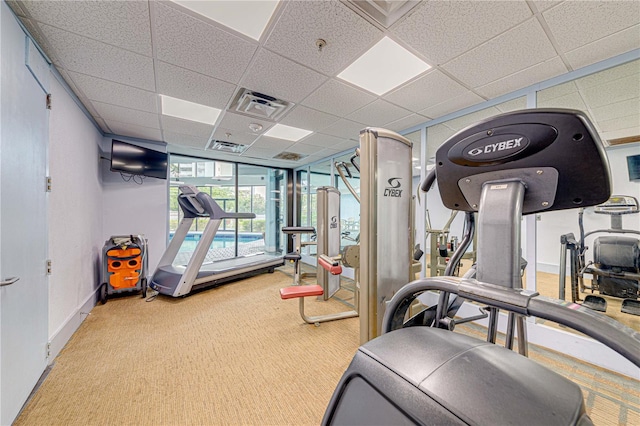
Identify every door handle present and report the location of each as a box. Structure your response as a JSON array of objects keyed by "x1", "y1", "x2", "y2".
[{"x1": 0, "y1": 276, "x2": 20, "y2": 287}]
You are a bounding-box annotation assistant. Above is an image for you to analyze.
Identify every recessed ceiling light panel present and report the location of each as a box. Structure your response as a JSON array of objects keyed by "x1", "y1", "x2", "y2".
[
  {"x1": 338, "y1": 36, "x2": 431, "y2": 96},
  {"x1": 172, "y1": 0, "x2": 279, "y2": 41},
  {"x1": 160, "y1": 95, "x2": 221, "y2": 125},
  {"x1": 264, "y1": 124, "x2": 312, "y2": 142}
]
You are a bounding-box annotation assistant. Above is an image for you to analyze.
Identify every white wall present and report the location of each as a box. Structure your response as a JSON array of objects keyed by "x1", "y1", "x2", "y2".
[
  {"x1": 47, "y1": 75, "x2": 104, "y2": 357},
  {"x1": 100, "y1": 137, "x2": 168, "y2": 273}
]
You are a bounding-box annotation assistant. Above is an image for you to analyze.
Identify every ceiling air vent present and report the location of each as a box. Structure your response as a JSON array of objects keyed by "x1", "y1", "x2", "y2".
[
  {"x1": 273, "y1": 152, "x2": 307, "y2": 161},
  {"x1": 209, "y1": 140, "x2": 247, "y2": 154},
  {"x1": 344, "y1": 1, "x2": 421, "y2": 28},
  {"x1": 231, "y1": 89, "x2": 293, "y2": 121}
]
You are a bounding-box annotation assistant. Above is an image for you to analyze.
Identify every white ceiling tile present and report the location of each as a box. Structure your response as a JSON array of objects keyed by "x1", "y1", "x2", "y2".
[
  {"x1": 320, "y1": 119, "x2": 367, "y2": 140},
  {"x1": 161, "y1": 116, "x2": 214, "y2": 138},
  {"x1": 38, "y1": 24, "x2": 155, "y2": 91},
  {"x1": 314, "y1": 147, "x2": 344, "y2": 158},
  {"x1": 241, "y1": 147, "x2": 280, "y2": 160},
  {"x1": 153, "y1": 2, "x2": 257, "y2": 84},
  {"x1": 295, "y1": 133, "x2": 345, "y2": 148},
  {"x1": 580, "y1": 74, "x2": 640, "y2": 108},
  {"x1": 347, "y1": 99, "x2": 413, "y2": 127},
  {"x1": 592, "y1": 98, "x2": 640, "y2": 123},
  {"x1": 442, "y1": 19, "x2": 556, "y2": 88},
  {"x1": 418, "y1": 92, "x2": 485, "y2": 121},
  {"x1": 241, "y1": 49, "x2": 327, "y2": 103},
  {"x1": 495, "y1": 97, "x2": 528, "y2": 113},
  {"x1": 536, "y1": 81, "x2": 579, "y2": 104},
  {"x1": 543, "y1": 1, "x2": 640, "y2": 52},
  {"x1": 22, "y1": 0, "x2": 152, "y2": 55},
  {"x1": 442, "y1": 107, "x2": 503, "y2": 132},
  {"x1": 164, "y1": 131, "x2": 209, "y2": 149},
  {"x1": 264, "y1": 0, "x2": 382, "y2": 76},
  {"x1": 600, "y1": 127, "x2": 640, "y2": 142},
  {"x1": 330, "y1": 139, "x2": 360, "y2": 152},
  {"x1": 211, "y1": 126, "x2": 260, "y2": 146},
  {"x1": 94, "y1": 117, "x2": 110, "y2": 134},
  {"x1": 93, "y1": 102, "x2": 160, "y2": 129},
  {"x1": 250, "y1": 136, "x2": 295, "y2": 150},
  {"x1": 82, "y1": 100, "x2": 100, "y2": 119},
  {"x1": 67, "y1": 72, "x2": 159, "y2": 113},
  {"x1": 302, "y1": 79, "x2": 376, "y2": 116},
  {"x1": 106, "y1": 120, "x2": 163, "y2": 141},
  {"x1": 392, "y1": 1, "x2": 532, "y2": 65},
  {"x1": 287, "y1": 143, "x2": 327, "y2": 156},
  {"x1": 536, "y1": 91, "x2": 588, "y2": 111},
  {"x1": 475, "y1": 57, "x2": 568, "y2": 99},
  {"x1": 531, "y1": 1, "x2": 563, "y2": 13},
  {"x1": 155, "y1": 61, "x2": 237, "y2": 110},
  {"x1": 575, "y1": 60, "x2": 640, "y2": 89},
  {"x1": 384, "y1": 70, "x2": 470, "y2": 113},
  {"x1": 216, "y1": 112, "x2": 274, "y2": 134},
  {"x1": 384, "y1": 114, "x2": 429, "y2": 132},
  {"x1": 6, "y1": 1, "x2": 27, "y2": 17},
  {"x1": 597, "y1": 114, "x2": 640, "y2": 133},
  {"x1": 280, "y1": 106, "x2": 340, "y2": 131},
  {"x1": 565, "y1": 25, "x2": 640, "y2": 70}
]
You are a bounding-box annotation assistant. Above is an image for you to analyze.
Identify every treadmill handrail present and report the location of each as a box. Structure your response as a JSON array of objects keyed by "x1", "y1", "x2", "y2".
[
  {"x1": 381, "y1": 276, "x2": 640, "y2": 368},
  {"x1": 222, "y1": 212, "x2": 256, "y2": 219}
]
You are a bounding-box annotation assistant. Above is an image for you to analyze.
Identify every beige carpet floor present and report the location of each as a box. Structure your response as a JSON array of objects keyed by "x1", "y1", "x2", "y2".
[
  {"x1": 16, "y1": 270, "x2": 359, "y2": 425},
  {"x1": 15, "y1": 266, "x2": 640, "y2": 425}
]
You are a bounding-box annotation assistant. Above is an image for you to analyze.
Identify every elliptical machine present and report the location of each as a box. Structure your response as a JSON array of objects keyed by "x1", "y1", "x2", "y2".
[
  {"x1": 322, "y1": 109, "x2": 640, "y2": 425},
  {"x1": 559, "y1": 195, "x2": 640, "y2": 315}
]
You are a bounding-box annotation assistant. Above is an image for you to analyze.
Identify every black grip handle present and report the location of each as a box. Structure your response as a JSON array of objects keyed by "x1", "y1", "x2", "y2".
[{"x1": 420, "y1": 169, "x2": 436, "y2": 193}]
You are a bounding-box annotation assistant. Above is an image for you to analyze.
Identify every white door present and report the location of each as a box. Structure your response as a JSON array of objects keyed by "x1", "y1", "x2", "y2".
[{"x1": 0, "y1": 5, "x2": 50, "y2": 424}]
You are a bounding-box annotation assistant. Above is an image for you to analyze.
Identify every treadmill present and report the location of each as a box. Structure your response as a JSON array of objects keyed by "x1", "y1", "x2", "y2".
[{"x1": 150, "y1": 185, "x2": 284, "y2": 297}]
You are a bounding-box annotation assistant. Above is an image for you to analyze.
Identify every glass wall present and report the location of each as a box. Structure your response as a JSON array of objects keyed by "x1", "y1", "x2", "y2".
[
  {"x1": 291, "y1": 53, "x2": 640, "y2": 374},
  {"x1": 169, "y1": 155, "x2": 288, "y2": 264},
  {"x1": 534, "y1": 59, "x2": 640, "y2": 331},
  {"x1": 333, "y1": 152, "x2": 360, "y2": 249}
]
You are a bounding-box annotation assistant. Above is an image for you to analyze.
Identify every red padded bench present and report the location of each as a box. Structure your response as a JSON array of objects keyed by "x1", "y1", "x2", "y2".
[{"x1": 280, "y1": 284, "x2": 324, "y2": 300}]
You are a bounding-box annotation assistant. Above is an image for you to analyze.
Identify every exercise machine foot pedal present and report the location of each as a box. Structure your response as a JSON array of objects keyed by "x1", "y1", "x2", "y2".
[
  {"x1": 621, "y1": 298, "x2": 640, "y2": 316},
  {"x1": 583, "y1": 295, "x2": 607, "y2": 312}
]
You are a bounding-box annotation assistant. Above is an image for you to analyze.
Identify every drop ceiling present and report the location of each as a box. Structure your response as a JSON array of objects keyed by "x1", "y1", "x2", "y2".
[{"x1": 7, "y1": 0, "x2": 640, "y2": 169}]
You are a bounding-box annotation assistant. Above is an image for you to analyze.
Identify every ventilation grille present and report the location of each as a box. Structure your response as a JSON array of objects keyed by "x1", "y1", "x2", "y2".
[
  {"x1": 273, "y1": 152, "x2": 307, "y2": 161},
  {"x1": 345, "y1": 0, "x2": 421, "y2": 28},
  {"x1": 209, "y1": 140, "x2": 247, "y2": 154},
  {"x1": 231, "y1": 89, "x2": 293, "y2": 121}
]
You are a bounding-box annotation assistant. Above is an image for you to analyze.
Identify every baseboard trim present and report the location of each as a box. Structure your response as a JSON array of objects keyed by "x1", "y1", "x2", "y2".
[{"x1": 47, "y1": 288, "x2": 98, "y2": 363}]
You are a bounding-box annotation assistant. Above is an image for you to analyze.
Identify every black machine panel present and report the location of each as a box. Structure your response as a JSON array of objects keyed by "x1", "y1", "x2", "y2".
[
  {"x1": 435, "y1": 108, "x2": 611, "y2": 215},
  {"x1": 323, "y1": 327, "x2": 590, "y2": 426}
]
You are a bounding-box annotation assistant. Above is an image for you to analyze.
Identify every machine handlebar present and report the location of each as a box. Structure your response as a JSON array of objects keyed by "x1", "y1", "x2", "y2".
[
  {"x1": 381, "y1": 277, "x2": 640, "y2": 368},
  {"x1": 420, "y1": 169, "x2": 436, "y2": 193}
]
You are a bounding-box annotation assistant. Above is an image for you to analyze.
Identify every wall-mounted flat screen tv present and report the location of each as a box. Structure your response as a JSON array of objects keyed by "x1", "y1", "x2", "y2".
[
  {"x1": 110, "y1": 139, "x2": 168, "y2": 180},
  {"x1": 627, "y1": 154, "x2": 640, "y2": 182}
]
